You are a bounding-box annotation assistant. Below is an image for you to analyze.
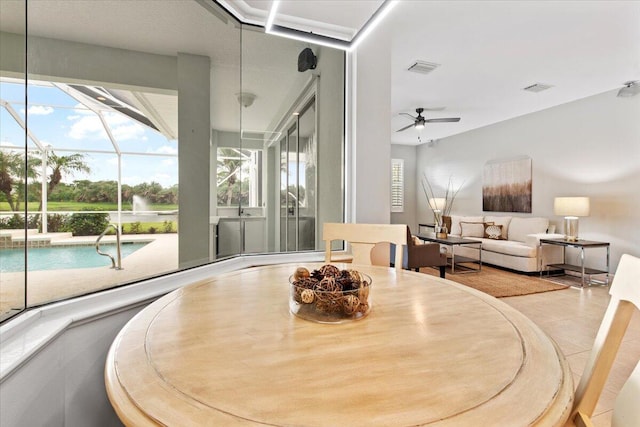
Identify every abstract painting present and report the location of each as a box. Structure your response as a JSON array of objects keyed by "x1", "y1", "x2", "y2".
[{"x1": 483, "y1": 156, "x2": 532, "y2": 213}]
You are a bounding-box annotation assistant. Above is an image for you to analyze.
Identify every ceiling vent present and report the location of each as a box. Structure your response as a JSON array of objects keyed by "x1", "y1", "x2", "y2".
[
  {"x1": 407, "y1": 61, "x2": 440, "y2": 75},
  {"x1": 523, "y1": 83, "x2": 553, "y2": 93}
]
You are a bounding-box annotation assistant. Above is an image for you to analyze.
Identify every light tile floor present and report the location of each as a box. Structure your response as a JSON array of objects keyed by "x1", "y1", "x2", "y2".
[{"x1": 502, "y1": 285, "x2": 640, "y2": 427}]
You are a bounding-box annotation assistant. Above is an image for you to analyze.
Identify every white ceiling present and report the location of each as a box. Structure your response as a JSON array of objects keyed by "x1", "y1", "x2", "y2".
[
  {"x1": 228, "y1": 0, "x2": 640, "y2": 146},
  {"x1": 2, "y1": 0, "x2": 638, "y2": 146}
]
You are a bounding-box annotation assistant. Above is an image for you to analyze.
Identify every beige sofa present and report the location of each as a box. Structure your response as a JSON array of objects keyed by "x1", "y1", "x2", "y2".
[{"x1": 444, "y1": 215, "x2": 564, "y2": 273}]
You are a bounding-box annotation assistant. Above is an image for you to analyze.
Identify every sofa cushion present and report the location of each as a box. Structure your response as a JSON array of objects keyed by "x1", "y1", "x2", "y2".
[
  {"x1": 450, "y1": 215, "x2": 484, "y2": 236},
  {"x1": 483, "y1": 216, "x2": 512, "y2": 239},
  {"x1": 508, "y1": 217, "x2": 549, "y2": 242},
  {"x1": 460, "y1": 221, "x2": 485, "y2": 238},
  {"x1": 480, "y1": 238, "x2": 538, "y2": 258},
  {"x1": 484, "y1": 224, "x2": 504, "y2": 240}
]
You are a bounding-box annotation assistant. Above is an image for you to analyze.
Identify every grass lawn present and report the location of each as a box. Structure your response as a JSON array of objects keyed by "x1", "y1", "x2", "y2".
[{"x1": 0, "y1": 201, "x2": 178, "y2": 212}]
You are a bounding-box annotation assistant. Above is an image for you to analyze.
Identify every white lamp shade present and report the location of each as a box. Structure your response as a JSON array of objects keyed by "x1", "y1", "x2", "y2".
[
  {"x1": 554, "y1": 197, "x2": 590, "y2": 217},
  {"x1": 429, "y1": 198, "x2": 446, "y2": 211}
]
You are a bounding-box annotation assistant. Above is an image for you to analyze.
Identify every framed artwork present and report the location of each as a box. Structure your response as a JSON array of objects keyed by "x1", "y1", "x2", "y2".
[{"x1": 483, "y1": 156, "x2": 532, "y2": 213}]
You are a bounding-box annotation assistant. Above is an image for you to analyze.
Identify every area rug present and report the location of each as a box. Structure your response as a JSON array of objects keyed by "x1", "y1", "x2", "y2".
[{"x1": 420, "y1": 264, "x2": 569, "y2": 298}]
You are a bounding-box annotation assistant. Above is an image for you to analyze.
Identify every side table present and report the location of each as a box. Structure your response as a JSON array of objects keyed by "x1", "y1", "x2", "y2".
[{"x1": 539, "y1": 238, "x2": 610, "y2": 287}]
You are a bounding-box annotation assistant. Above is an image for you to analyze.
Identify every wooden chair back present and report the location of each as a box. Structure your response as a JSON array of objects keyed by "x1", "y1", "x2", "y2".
[
  {"x1": 323, "y1": 223, "x2": 407, "y2": 271},
  {"x1": 570, "y1": 254, "x2": 640, "y2": 427}
]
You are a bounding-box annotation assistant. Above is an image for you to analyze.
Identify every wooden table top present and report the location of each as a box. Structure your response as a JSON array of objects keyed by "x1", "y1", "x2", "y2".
[{"x1": 105, "y1": 263, "x2": 573, "y2": 426}]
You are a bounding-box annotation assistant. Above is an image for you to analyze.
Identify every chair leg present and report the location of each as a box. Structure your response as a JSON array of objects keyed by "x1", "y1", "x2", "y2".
[{"x1": 439, "y1": 266, "x2": 446, "y2": 278}]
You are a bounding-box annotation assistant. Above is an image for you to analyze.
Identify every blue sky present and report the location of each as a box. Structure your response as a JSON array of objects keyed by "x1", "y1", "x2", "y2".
[{"x1": 0, "y1": 81, "x2": 178, "y2": 187}]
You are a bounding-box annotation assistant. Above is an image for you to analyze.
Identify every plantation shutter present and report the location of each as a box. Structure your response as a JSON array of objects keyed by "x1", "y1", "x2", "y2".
[{"x1": 391, "y1": 159, "x2": 404, "y2": 213}]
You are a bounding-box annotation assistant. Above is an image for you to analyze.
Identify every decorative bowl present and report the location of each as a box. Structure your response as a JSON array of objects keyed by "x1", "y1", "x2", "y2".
[{"x1": 289, "y1": 265, "x2": 372, "y2": 323}]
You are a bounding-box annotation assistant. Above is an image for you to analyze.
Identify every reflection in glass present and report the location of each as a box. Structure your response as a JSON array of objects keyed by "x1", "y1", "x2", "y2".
[
  {"x1": 0, "y1": 0, "x2": 344, "y2": 322},
  {"x1": 0, "y1": 0, "x2": 26, "y2": 322}
]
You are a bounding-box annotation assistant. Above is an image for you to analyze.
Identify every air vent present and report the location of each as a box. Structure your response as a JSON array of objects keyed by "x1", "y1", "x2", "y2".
[
  {"x1": 408, "y1": 61, "x2": 440, "y2": 75},
  {"x1": 523, "y1": 83, "x2": 553, "y2": 93}
]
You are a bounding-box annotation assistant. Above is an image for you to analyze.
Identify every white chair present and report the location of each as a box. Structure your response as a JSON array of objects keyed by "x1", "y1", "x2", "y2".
[
  {"x1": 612, "y1": 360, "x2": 640, "y2": 426},
  {"x1": 322, "y1": 223, "x2": 407, "y2": 271},
  {"x1": 567, "y1": 254, "x2": 640, "y2": 427}
]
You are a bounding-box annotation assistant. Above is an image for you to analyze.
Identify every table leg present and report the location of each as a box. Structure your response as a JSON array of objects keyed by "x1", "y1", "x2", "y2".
[
  {"x1": 580, "y1": 247, "x2": 586, "y2": 287},
  {"x1": 606, "y1": 246, "x2": 610, "y2": 286},
  {"x1": 451, "y1": 245, "x2": 456, "y2": 274}
]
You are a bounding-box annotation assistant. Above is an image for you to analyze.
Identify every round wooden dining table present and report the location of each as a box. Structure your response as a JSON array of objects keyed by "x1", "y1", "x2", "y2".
[{"x1": 105, "y1": 263, "x2": 573, "y2": 426}]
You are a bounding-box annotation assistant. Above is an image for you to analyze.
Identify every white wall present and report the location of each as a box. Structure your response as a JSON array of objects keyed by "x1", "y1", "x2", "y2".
[
  {"x1": 390, "y1": 144, "x2": 417, "y2": 231},
  {"x1": 352, "y1": 24, "x2": 391, "y2": 224},
  {"x1": 415, "y1": 89, "x2": 640, "y2": 272}
]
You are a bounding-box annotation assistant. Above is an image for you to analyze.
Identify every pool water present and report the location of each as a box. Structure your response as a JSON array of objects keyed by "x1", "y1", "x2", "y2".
[{"x1": 0, "y1": 243, "x2": 148, "y2": 272}]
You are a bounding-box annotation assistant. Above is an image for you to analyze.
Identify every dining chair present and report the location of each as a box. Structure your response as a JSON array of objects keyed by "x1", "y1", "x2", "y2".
[
  {"x1": 323, "y1": 223, "x2": 407, "y2": 271},
  {"x1": 567, "y1": 253, "x2": 640, "y2": 427}
]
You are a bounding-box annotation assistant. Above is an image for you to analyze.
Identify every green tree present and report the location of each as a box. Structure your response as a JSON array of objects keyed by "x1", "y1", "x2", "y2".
[
  {"x1": 37, "y1": 152, "x2": 90, "y2": 211},
  {"x1": 0, "y1": 150, "x2": 40, "y2": 211},
  {"x1": 217, "y1": 148, "x2": 243, "y2": 206}
]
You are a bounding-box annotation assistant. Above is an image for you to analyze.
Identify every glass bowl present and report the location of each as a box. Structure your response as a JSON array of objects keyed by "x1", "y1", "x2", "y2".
[{"x1": 289, "y1": 269, "x2": 372, "y2": 323}]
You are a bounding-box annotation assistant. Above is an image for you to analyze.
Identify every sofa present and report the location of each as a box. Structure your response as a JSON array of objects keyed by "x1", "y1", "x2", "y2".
[{"x1": 441, "y1": 215, "x2": 565, "y2": 273}]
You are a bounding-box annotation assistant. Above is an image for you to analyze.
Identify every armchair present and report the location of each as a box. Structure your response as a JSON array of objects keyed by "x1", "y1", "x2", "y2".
[{"x1": 391, "y1": 226, "x2": 447, "y2": 278}]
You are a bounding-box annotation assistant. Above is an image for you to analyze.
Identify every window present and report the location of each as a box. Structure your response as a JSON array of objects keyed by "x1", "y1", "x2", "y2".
[
  {"x1": 391, "y1": 159, "x2": 404, "y2": 213},
  {"x1": 216, "y1": 148, "x2": 262, "y2": 207}
]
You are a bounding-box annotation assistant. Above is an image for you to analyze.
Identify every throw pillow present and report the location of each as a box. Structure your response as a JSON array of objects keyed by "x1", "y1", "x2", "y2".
[
  {"x1": 484, "y1": 224, "x2": 504, "y2": 240},
  {"x1": 460, "y1": 221, "x2": 485, "y2": 238}
]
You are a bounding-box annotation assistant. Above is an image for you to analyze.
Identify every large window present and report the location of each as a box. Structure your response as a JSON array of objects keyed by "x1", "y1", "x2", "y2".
[{"x1": 0, "y1": 0, "x2": 344, "y2": 323}]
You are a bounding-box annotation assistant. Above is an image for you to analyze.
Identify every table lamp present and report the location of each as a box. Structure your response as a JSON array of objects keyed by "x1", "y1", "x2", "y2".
[
  {"x1": 554, "y1": 197, "x2": 590, "y2": 242},
  {"x1": 429, "y1": 197, "x2": 446, "y2": 224}
]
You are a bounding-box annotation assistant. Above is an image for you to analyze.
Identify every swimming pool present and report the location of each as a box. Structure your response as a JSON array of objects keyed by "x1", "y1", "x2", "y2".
[{"x1": 0, "y1": 242, "x2": 149, "y2": 272}]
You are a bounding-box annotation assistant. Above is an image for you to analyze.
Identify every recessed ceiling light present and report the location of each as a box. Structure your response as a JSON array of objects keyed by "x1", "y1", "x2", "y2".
[
  {"x1": 407, "y1": 61, "x2": 440, "y2": 75},
  {"x1": 96, "y1": 96, "x2": 107, "y2": 101},
  {"x1": 523, "y1": 83, "x2": 553, "y2": 93}
]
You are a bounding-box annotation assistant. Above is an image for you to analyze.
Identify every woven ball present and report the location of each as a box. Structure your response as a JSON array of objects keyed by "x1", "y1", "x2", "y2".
[
  {"x1": 301, "y1": 289, "x2": 315, "y2": 304},
  {"x1": 343, "y1": 294, "x2": 360, "y2": 314},
  {"x1": 319, "y1": 264, "x2": 341, "y2": 278},
  {"x1": 294, "y1": 267, "x2": 310, "y2": 281},
  {"x1": 348, "y1": 269, "x2": 363, "y2": 286}
]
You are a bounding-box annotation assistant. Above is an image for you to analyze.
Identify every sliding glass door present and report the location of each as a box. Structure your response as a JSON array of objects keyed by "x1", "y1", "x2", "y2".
[{"x1": 279, "y1": 98, "x2": 316, "y2": 252}]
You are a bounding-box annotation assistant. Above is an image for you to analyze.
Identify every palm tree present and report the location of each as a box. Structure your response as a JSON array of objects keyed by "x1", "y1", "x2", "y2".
[
  {"x1": 37, "y1": 152, "x2": 90, "y2": 212},
  {"x1": 217, "y1": 148, "x2": 243, "y2": 206},
  {"x1": 0, "y1": 150, "x2": 40, "y2": 212}
]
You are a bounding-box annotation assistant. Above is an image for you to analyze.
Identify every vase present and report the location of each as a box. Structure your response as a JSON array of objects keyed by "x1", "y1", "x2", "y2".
[{"x1": 435, "y1": 224, "x2": 448, "y2": 239}]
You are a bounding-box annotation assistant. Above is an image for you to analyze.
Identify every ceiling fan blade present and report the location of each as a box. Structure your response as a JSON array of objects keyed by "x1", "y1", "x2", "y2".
[
  {"x1": 422, "y1": 107, "x2": 446, "y2": 111},
  {"x1": 425, "y1": 117, "x2": 460, "y2": 123},
  {"x1": 395, "y1": 123, "x2": 416, "y2": 132},
  {"x1": 399, "y1": 112, "x2": 417, "y2": 120}
]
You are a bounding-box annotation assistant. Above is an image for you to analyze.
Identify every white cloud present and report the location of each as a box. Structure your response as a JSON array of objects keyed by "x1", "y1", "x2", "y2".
[
  {"x1": 67, "y1": 115, "x2": 108, "y2": 140},
  {"x1": 148, "y1": 145, "x2": 178, "y2": 155},
  {"x1": 161, "y1": 158, "x2": 175, "y2": 166},
  {"x1": 27, "y1": 105, "x2": 54, "y2": 115},
  {"x1": 111, "y1": 123, "x2": 145, "y2": 141},
  {"x1": 107, "y1": 157, "x2": 120, "y2": 166}
]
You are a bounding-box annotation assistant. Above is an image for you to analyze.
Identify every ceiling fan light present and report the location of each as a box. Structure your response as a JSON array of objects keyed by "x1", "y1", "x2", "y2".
[
  {"x1": 617, "y1": 81, "x2": 640, "y2": 98},
  {"x1": 415, "y1": 123, "x2": 425, "y2": 130}
]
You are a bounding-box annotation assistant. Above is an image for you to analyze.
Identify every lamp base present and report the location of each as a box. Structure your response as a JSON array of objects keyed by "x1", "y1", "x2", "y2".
[{"x1": 563, "y1": 217, "x2": 579, "y2": 242}]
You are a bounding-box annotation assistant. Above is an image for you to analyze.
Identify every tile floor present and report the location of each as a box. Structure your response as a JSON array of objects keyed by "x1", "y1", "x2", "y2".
[{"x1": 503, "y1": 284, "x2": 640, "y2": 427}]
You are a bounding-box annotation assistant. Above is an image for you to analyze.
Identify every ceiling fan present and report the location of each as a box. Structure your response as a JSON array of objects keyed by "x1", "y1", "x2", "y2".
[{"x1": 396, "y1": 107, "x2": 460, "y2": 132}]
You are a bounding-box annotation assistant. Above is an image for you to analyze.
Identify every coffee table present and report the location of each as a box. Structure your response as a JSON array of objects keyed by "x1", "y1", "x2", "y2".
[{"x1": 417, "y1": 233, "x2": 482, "y2": 273}]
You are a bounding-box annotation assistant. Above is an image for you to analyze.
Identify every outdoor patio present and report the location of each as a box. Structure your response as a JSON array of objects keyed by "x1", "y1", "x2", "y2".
[{"x1": 0, "y1": 233, "x2": 178, "y2": 317}]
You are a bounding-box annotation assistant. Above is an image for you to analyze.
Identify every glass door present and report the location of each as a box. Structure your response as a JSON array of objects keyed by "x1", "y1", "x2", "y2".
[{"x1": 279, "y1": 98, "x2": 316, "y2": 252}]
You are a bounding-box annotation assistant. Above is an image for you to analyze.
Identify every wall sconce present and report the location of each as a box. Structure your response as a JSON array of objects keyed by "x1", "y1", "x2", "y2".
[{"x1": 554, "y1": 197, "x2": 590, "y2": 242}]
